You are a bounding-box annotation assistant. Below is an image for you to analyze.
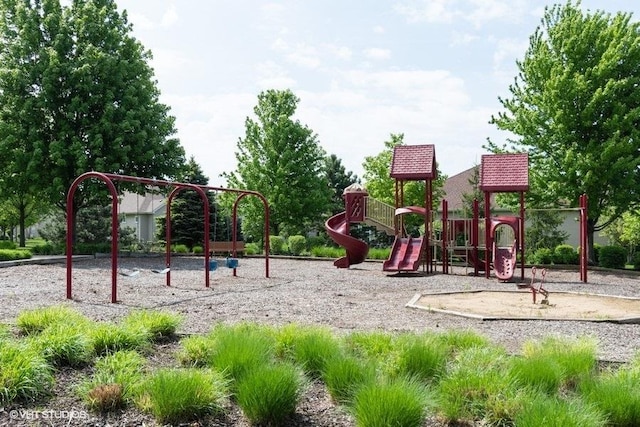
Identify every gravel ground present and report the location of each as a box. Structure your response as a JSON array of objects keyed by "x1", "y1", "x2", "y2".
[{"x1": 0, "y1": 256, "x2": 639, "y2": 426}]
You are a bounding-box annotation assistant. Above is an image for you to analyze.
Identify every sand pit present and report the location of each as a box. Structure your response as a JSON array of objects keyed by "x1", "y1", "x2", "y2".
[{"x1": 407, "y1": 290, "x2": 640, "y2": 323}]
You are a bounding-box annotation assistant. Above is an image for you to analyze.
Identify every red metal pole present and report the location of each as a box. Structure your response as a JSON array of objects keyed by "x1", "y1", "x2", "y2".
[
  {"x1": 442, "y1": 199, "x2": 448, "y2": 274},
  {"x1": 473, "y1": 199, "x2": 479, "y2": 277}
]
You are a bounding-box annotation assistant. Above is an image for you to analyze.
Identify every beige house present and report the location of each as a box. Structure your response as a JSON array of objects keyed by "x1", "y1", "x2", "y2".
[{"x1": 119, "y1": 192, "x2": 166, "y2": 242}]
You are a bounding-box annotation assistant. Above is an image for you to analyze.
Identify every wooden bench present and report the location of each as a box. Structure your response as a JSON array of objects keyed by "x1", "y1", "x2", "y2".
[{"x1": 209, "y1": 241, "x2": 245, "y2": 255}]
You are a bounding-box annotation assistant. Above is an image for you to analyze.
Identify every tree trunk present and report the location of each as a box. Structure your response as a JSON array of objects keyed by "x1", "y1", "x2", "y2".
[
  {"x1": 587, "y1": 219, "x2": 596, "y2": 265},
  {"x1": 18, "y1": 201, "x2": 26, "y2": 247}
]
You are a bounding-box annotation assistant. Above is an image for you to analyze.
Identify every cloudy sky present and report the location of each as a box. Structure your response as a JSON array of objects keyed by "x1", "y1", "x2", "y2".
[{"x1": 113, "y1": 0, "x2": 639, "y2": 186}]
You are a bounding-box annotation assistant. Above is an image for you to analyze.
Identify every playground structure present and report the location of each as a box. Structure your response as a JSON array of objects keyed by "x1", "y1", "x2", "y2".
[
  {"x1": 66, "y1": 172, "x2": 270, "y2": 303},
  {"x1": 325, "y1": 148, "x2": 589, "y2": 282},
  {"x1": 325, "y1": 144, "x2": 436, "y2": 273}
]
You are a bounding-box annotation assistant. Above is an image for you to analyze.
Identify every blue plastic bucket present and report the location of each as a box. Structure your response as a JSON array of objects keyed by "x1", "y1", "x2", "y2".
[
  {"x1": 209, "y1": 260, "x2": 218, "y2": 271},
  {"x1": 226, "y1": 258, "x2": 238, "y2": 268}
]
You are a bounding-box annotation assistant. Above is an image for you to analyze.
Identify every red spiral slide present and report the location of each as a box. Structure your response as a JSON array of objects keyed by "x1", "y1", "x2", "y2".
[{"x1": 324, "y1": 212, "x2": 369, "y2": 268}]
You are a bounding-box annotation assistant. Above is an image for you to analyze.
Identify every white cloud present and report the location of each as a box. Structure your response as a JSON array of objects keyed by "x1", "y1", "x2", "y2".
[
  {"x1": 394, "y1": 0, "x2": 457, "y2": 24},
  {"x1": 363, "y1": 48, "x2": 391, "y2": 61},
  {"x1": 161, "y1": 4, "x2": 179, "y2": 27}
]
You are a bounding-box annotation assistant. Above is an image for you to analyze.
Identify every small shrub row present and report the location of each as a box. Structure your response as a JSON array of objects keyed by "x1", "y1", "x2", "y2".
[{"x1": 0, "y1": 249, "x2": 31, "y2": 261}]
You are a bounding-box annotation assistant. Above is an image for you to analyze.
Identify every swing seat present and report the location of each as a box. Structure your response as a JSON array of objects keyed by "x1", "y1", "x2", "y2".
[
  {"x1": 119, "y1": 269, "x2": 140, "y2": 277},
  {"x1": 209, "y1": 260, "x2": 218, "y2": 271},
  {"x1": 151, "y1": 267, "x2": 170, "y2": 274},
  {"x1": 226, "y1": 258, "x2": 238, "y2": 268}
]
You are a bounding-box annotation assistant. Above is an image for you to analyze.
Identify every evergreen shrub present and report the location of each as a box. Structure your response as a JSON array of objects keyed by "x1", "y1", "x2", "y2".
[{"x1": 598, "y1": 245, "x2": 626, "y2": 269}]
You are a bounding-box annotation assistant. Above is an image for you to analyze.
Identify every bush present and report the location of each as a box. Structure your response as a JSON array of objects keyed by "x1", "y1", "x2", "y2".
[
  {"x1": 553, "y1": 244, "x2": 578, "y2": 265},
  {"x1": 269, "y1": 235, "x2": 286, "y2": 255},
  {"x1": 244, "y1": 242, "x2": 261, "y2": 255},
  {"x1": 287, "y1": 235, "x2": 306, "y2": 256},
  {"x1": 75, "y1": 243, "x2": 111, "y2": 254},
  {"x1": 172, "y1": 244, "x2": 189, "y2": 254},
  {"x1": 0, "y1": 249, "x2": 31, "y2": 261},
  {"x1": 30, "y1": 242, "x2": 63, "y2": 255},
  {"x1": 530, "y1": 248, "x2": 553, "y2": 265},
  {"x1": 192, "y1": 245, "x2": 203, "y2": 254},
  {"x1": 598, "y1": 245, "x2": 627, "y2": 269},
  {"x1": 0, "y1": 240, "x2": 17, "y2": 249}
]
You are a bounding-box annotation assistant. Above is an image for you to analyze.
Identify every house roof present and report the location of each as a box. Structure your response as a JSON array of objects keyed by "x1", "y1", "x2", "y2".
[
  {"x1": 390, "y1": 144, "x2": 436, "y2": 180},
  {"x1": 119, "y1": 192, "x2": 166, "y2": 215},
  {"x1": 441, "y1": 166, "x2": 496, "y2": 212},
  {"x1": 479, "y1": 153, "x2": 529, "y2": 193}
]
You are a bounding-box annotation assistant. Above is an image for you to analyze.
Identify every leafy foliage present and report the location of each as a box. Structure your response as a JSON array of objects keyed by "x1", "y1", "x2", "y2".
[
  {"x1": 0, "y1": 0, "x2": 185, "y2": 240},
  {"x1": 223, "y1": 89, "x2": 331, "y2": 239},
  {"x1": 488, "y1": 1, "x2": 640, "y2": 260}
]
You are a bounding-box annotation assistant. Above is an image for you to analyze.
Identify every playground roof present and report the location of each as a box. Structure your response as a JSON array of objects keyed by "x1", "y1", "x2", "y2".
[
  {"x1": 479, "y1": 153, "x2": 529, "y2": 192},
  {"x1": 390, "y1": 144, "x2": 436, "y2": 180}
]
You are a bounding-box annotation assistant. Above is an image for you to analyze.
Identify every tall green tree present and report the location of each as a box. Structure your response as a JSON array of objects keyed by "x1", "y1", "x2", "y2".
[
  {"x1": 0, "y1": 0, "x2": 185, "y2": 242},
  {"x1": 223, "y1": 89, "x2": 331, "y2": 239},
  {"x1": 324, "y1": 154, "x2": 359, "y2": 216},
  {"x1": 487, "y1": 1, "x2": 640, "y2": 260},
  {"x1": 160, "y1": 157, "x2": 233, "y2": 250}
]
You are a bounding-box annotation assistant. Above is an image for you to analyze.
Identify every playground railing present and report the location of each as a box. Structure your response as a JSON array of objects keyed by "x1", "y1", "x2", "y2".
[{"x1": 364, "y1": 197, "x2": 395, "y2": 232}]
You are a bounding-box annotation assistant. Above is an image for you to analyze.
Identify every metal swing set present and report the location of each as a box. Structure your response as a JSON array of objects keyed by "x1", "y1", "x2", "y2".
[{"x1": 66, "y1": 172, "x2": 270, "y2": 303}]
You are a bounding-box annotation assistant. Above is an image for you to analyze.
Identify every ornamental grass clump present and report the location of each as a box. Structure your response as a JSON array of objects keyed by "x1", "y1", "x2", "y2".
[
  {"x1": 579, "y1": 367, "x2": 640, "y2": 426},
  {"x1": 89, "y1": 322, "x2": 152, "y2": 356},
  {"x1": 343, "y1": 330, "x2": 395, "y2": 360},
  {"x1": 437, "y1": 345, "x2": 523, "y2": 425},
  {"x1": 177, "y1": 334, "x2": 215, "y2": 367},
  {"x1": 351, "y1": 376, "x2": 432, "y2": 427},
  {"x1": 16, "y1": 305, "x2": 89, "y2": 335},
  {"x1": 514, "y1": 392, "x2": 606, "y2": 427},
  {"x1": 521, "y1": 336, "x2": 597, "y2": 390},
  {"x1": 78, "y1": 350, "x2": 146, "y2": 412},
  {"x1": 507, "y1": 355, "x2": 565, "y2": 395},
  {"x1": 206, "y1": 323, "x2": 275, "y2": 388},
  {"x1": 0, "y1": 340, "x2": 53, "y2": 405},
  {"x1": 27, "y1": 322, "x2": 93, "y2": 367},
  {"x1": 322, "y1": 354, "x2": 377, "y2": 405},
  {"x1": 393, "y1": 334, "x2": 448, "y2": 383},
  {"x1": 138, "y1": 368, "x2": 228, "y2": 425},
  {"x1": 235, "y1": 362, "x2": 305, "y2": 426},
  {"x1": 282, "y1": 325, "x2": 342, "y2": 379},
  {"x1": 122, "y1": 309, "x2": 182, "y2": 341}
]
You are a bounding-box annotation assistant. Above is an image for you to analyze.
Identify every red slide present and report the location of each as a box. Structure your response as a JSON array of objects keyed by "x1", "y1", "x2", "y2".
[
  {"x1": 325, "y1": 212, "x2": 369, "y2": 268},
  {"x1": 493, "y1": 240, "x2": 516, "y2": 281},
  {"x1": 383, "y1": 236, "x2": 425, "y2": 272}
]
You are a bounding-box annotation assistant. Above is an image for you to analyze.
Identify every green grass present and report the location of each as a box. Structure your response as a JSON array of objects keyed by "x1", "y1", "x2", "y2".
[
  {"x1": 78, "y1": 350, "x2": 146, "y2": 412},
  {"x1": 393, "y1": 334, "x2": 448, "y2": 383},
  {"x1": 351, "y1": 376, "x2": 432, "y2": 427},
  {"x1": 206, "y1": 323, "x2": 275, "y2": 387},
  {"x1": 122, "y1": 309, "x2": 183, "y2": 340},
  {"x1": 138, "y1": 368, "x2": 228, "y2": 424},
  {"x1": 437, "y1": 345, "x2": 523, "y2": 424},
  {"x1": 580, "y1": 367, "x2": 640, "y2": 426},
  {"x1": 235, "y1": 362, "x2": 305, "y2": 426},
  {"x1": 88, "y1": 322, "x2": 152, "y2": 356},
  {"x1": 282, "y1": 325, "x2": 342, "y2": 379},
  {"x1": 521, "y1": 336, "x2": 597, "y2": 390},
  {"x1": 3, "y1": 312, "x2": 638, "y2": 427},
  {"x1": 323, "y1": 354, "x2": 377, "y2": 404},
  {"x1": 0, "y1": 340, "x2": 53, "y2": 405},
  {"x1": 27, "y1": 322, "x2": 93, "y2": 367},
  {"x1": 16, "y1": 305, "x2": 90, "y2": 335},
  {"x1": 514, "y1": 392, "x2": 606, "y2": 427}
]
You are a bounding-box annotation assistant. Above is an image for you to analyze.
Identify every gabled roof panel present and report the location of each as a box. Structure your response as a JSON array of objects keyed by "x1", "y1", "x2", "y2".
[
  {"x1": 479, "y1": 153, "x2": 529, "y2": 192},
  {"x1": 390, "y1": 144, "x2": 436, "y2": 180}
]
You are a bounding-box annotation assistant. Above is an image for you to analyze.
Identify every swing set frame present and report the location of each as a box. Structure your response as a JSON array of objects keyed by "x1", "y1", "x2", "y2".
[{"x1": 66, "y1": 171, "x2": 270, "y2": 303}]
